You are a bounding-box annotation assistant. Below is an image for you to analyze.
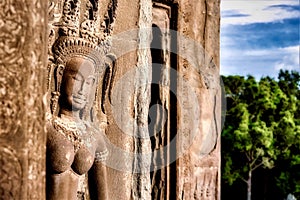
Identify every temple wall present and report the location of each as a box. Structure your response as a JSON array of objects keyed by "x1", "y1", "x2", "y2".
[
  {"x1": 0, "y1": 0, "x2": 220, "y2": 199},
  {"x1": 176, "y1": 0, "x2": 221, "y2": 199},
  {"x1": 0, "y1": 0, "x2": 48, "y2": 199},
  {"x1": 105, "y1": 0, "x2": 152, "y2": 199}
]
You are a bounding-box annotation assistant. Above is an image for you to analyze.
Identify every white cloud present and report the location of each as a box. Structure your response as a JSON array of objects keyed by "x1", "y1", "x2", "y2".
[
  {"x1": 274, "y1": 45, "x2": 300, "y2": 71},
  {"x1": 221, "y1": 45, "x2": 300, "y2": 79},
  {"x1": 220, "y1": 1, "x2": 299, "y2": 79},
  {"x1": 244, "y1": 49, "x2": 274, "y2": 56},
  {"x1": 221, "y1": 0, "x2": 300, "y2": 26}
]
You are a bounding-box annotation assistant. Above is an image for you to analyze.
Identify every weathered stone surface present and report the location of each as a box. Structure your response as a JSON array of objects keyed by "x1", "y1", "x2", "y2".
[
  {"x1": 105, "y1": 0, "x2": 152, "y2": 199},
  {"x1": 147, "y1": 1, "x2": 221, "y2": 199},
  {"x1": 176, "y1": 0, "x2": 221, "y2": 199},
  {"x1": 0, "y1": 0, "x2": 48, "y2": 199},
  {"x1": 0, "y1": 0, "x2": 220, "y2": 199},
  {"x1": 150, "y1": 3, "x2": 173, "y2": 200}
]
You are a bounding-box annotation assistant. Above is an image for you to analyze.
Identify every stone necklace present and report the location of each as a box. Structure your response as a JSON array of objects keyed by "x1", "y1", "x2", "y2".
[{"x1": 52, "y1": 115, "x2": 96, "y2": 152}]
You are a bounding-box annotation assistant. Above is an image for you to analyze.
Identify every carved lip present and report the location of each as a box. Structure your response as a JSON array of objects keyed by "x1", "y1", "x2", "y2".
[{"x1": 72, "y1": 96, "x2": 86, "y2": 104}]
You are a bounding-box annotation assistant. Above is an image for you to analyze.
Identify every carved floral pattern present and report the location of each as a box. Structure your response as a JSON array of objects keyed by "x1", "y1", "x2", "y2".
[
  {"x1": 0, "y1": 146, "x2": 22, "y2": 199},
  {"x1": 0, "y1": 0, "x2": 47, "y2": 199},
  {"x1": 0, "y1": 0, "x2": 27, "y2": 63},
  {"x1": 0, "y1": 0, "x2": 27, "y2": 137}
]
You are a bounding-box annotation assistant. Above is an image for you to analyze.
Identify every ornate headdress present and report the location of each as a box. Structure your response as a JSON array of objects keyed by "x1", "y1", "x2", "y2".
[{"x1": 47, "y1": 0, "x2": 118, "y2": 117}]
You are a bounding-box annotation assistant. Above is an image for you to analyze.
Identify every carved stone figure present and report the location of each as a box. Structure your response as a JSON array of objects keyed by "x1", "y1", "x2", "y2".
[{"x1": 46, "y1": 0, "x2": 117, "y2": 199}]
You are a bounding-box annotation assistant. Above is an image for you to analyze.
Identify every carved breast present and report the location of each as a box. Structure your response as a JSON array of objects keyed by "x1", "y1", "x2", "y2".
[
  {"x1": 46, "y1": 118, "x2": 97, "y2": 175},
  {"x1": 47, "y1": 124, "x2": 75, "y2": 174},
  {"x1": 72, "y1": 146, "x2": 94, "y2": 175}
]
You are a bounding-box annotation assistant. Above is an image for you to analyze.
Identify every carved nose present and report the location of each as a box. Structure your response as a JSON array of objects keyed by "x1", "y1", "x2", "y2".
[{"x1": 79, "y1": 82, "x2": 89, "y2": 95}]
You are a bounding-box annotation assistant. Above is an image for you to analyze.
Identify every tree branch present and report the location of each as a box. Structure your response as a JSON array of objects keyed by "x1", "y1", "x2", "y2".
[
  {"x1": 252, "y1": 161, "x2": 264, "y2": 171},
  {"x1": 240, "y1": 176, "x2": 248, "y2": 184},
  {"x1": 245, "y1": 152, "x2": 252, "y2": 162},
  {"x1": 250, "y1": 156, "x2": 259, "y2": 168}
]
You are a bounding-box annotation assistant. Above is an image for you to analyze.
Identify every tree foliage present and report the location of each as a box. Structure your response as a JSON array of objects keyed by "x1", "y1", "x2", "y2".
[{"x1": 221, "y1": 70, "x2": 300, "y2": 199}]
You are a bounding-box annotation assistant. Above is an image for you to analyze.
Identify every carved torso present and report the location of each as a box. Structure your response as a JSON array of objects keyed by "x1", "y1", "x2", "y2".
[{"x1": 47, "y1": 115, "x2": 107, "y2": 175}]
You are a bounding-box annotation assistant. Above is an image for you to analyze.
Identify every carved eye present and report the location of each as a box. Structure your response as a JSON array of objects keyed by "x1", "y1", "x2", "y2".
[
  {"x1": 73, "y1": 75, "x2": 82, "y2": 82},
  {"x1": 86, "y1": 77, "x2": 95, "y2": 86}
]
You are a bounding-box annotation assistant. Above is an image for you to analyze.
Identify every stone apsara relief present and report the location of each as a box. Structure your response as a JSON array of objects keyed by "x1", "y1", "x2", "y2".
[{"x1": 46, "y1": 0, "x2": 118, "y2": 199}]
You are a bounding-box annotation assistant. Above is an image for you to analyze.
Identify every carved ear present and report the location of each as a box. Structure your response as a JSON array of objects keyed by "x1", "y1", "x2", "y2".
[
  {"x1": 105, "y1": 53, "x2": 116, "y2": 66},
  {"x1": 55, "y1": 64, "x2": 65, "y2": 93},
  {"x1": 50, "y1": 64, "x2": 65, "y2": 115},
  {"x1": 101, "y1": 54, "x2": 116, "y2": 114}
]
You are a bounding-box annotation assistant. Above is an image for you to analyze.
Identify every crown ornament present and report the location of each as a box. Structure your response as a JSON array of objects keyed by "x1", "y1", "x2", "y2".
[{"x1": 52, "y1": 0, "x2": 118, "y2": 66}]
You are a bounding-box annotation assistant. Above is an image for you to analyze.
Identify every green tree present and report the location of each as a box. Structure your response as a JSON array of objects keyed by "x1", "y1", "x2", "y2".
[
  {"x1": 221, "y1": 71, "x2": 300, "y2": 200},
  {"x1": 272, "y1": 70, "x2": 300, "y2": 198}
]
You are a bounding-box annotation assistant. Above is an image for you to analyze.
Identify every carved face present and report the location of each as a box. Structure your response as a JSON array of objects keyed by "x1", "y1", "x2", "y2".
[{"x1": 59, "y1": 57, "x2": 96, "y2": 112}]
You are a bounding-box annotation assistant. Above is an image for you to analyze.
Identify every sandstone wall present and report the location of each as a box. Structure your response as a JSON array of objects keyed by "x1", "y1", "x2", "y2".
[
  {"x1": 0, "y1": 0, "x2": 220, "y2": 199},
  {"x1": 176, "y1": 0, "x2": 221, "y2": 199},
  {"x1": 0, "y1": 0, "x2": 48, "y2": 199},
  {"x1": 105, "y1": 0, "x2": 152, "y2": 199},
  {"x1": 108, "y1": 0, "x2": 221, "y2": 199}
]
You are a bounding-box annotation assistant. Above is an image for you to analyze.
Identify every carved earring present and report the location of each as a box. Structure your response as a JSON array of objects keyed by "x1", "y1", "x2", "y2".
[
  {"x1": 50, "y1": 91, "x2": 60, "y2": 116},
  {"x1": 51, "y1": 64, "x2": 65, "y2": 115},
  {"x1": 101, "y1": 53, "x2": 116, "y2": 114},
  {"x1": 80, "y1": 104, "x2": 90, "y2": 121}
]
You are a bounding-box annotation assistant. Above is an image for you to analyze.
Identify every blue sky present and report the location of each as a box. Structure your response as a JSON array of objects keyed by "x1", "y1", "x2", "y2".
[{"x1": 220, "y1": 0, "x2": 300, "y2": 79}]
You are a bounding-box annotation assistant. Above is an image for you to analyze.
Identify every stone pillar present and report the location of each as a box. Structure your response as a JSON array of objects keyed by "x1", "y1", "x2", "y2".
[
  {"x1": 176, "y1": 0, "x2": 221, "y2": 199},
  {"x1": 147, "y1": 0, "x2": 221, "y2": 199},
  {"x1": 104, "y1": 0, "x2": 152, "y2": 199},
  {"x1": 0, "y1": 0, "x2": 48, "y2": 199}
]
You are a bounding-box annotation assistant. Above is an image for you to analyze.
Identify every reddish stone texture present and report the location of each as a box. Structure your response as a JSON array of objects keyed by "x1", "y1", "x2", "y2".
[
  {"x1": 0, "y1": 0, "x2": 48, "y2": 199},
  {"x1": 0, "y1": 0, "x2": 219, "y2": 199}
]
